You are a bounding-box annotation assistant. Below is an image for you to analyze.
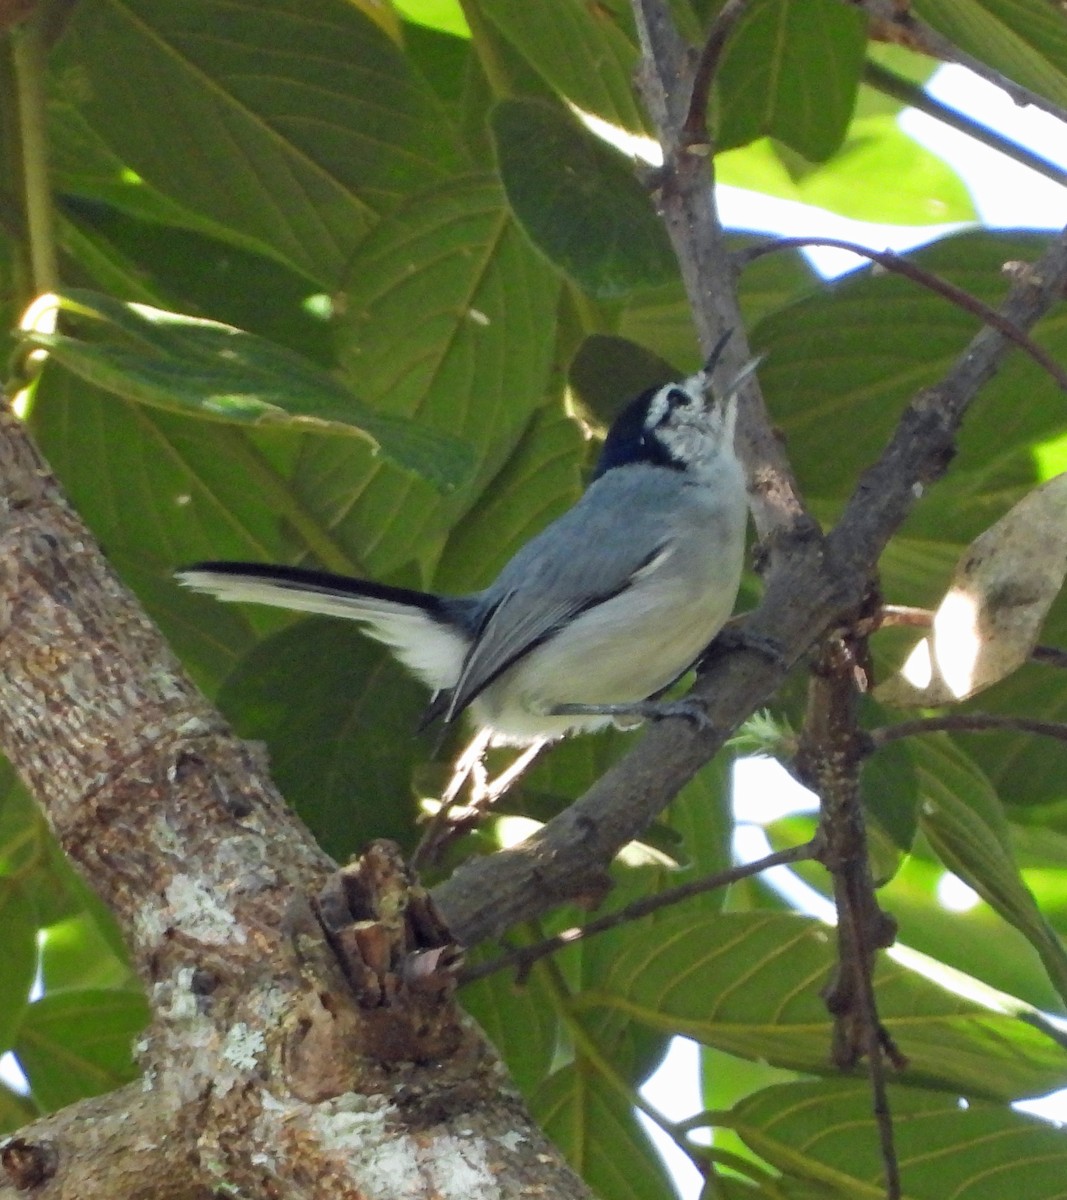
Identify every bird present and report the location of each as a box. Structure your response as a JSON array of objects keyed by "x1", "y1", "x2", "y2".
[{"x1": 177, "y1": 336, "x2": 755, "y2": 748}]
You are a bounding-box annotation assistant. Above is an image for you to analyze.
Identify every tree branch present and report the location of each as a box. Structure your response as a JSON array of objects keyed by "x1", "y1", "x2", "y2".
[
  {"x1": 738, "y1": 236, "x2": 1067, "y2": 392},
  {"x1": 461, "y1": 841, "x2": 816, "y2": 986},
  {"x1": 797, "y1": 630, "x2": 903, "y2": 1200},
  {"x1": 0, "y1": 1084, "x2": 197, "y2": 1200},
  {"x1": 879, "y1": 605, "x2": 1067, "y2": 670},
  {"x1": 870, "y1": 713, "x2": 1067, "y2": 747},
  {"x1": 847, "y1": 0, "x2": 1067, "y2": 128},
  {"x1": 863, "y1": 60, "x2": 1067, "y2": 189},
  {"x1": 0, "y1": 396, "x2": 592, "y2": 1199},
  {"x1": 684, "y1": 0, "x2": 754, "y2": 140}
]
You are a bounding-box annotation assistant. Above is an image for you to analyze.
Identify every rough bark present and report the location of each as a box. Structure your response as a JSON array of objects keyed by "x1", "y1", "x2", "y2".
[{"x1": 0, "y1": 398, "x2": 590, "y2": 1199}]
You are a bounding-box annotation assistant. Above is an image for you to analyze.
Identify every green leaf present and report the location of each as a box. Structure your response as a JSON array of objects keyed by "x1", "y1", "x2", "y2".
[
  {"x1": 0, "y1": 762, "x2": 45, "y2": 879},
  {"x1": 478, "y1": 0, "x2": 645, "y2": 131},
  {"x1": 51, "y1": 0, "x2": 465, "y2": 285},
  {"x1": 27, "y1": 371, "x2": 302, "y2": 690},
  {"x1": 25, "y1": 290, "x2": 474, "y2": 491},
  {"x1": 861, "y1": 708, "x2": 919, "y2": 852},
  {"x1": 58, "y1": 201, "x2": 338, "y2": 365},
  {"x1": 913, "y1": 0, "x2": 1067, "y2": 108},
  {"x1": 396, "y1": 0, "x2": 469, "y2": 39},
  {"x1": 533, "y1": 1063, "x2": 676, "y2": 1200},
  {"x1": 15, "y1": 989, "x2": 149, "y2": 1111},
  {"x1": 306, "y1": 174, "x2": 561, "y2": 578},
  {"x1": 913, "y1": 738, "x2": 1067, "y2": 1006},
  {"x1": 719, "y1": 115, "x2": 977, "y2": 225},
  {"x1": 700, "y1": 1046, "x2": 800, "y2": 1183},
  {"x1": 38, "y1": 913, "x2": 136, "y2": 993},
  {"x1": 217, "y1": 619, "x2": 428, "y2": 860},
  {"x1": 583, "y1": 912, "x2": 1067, "y2": 1100},
  {"x1": 755, "y1": 230, "x2": 1067, "y2": 501},
  {"x1": 0, "y1": 1081, "x2": 36, "y2": 1135},
  {"x1": 664, "y1": 754, "x2": 736, "y2": 910},
  {"x1": 568, "y1": 334, "x2": 679, "y2": 430},
  {"x1": 0, "y1": 879, "x2": 37, "y2": 1053},
  {"x1": 794, "y1": 115, "x2": 977, "y2": 224},
  {"x1": 731, "y1": 1079, "x2": 1067, "y2": 1199},
  {"x1": 460, "y1": 948, "x2": 559, "y2": 1094},
  {"x1": 29, "y1": 372, "x2": 285, "y2": 570},
  {"x1": 716, "y1": 0, "x2": 867, "y2": 160},
  {"x1": 492, "y1": 99, "x2": 677, "y2": 299},
  {"x1": 886, "y1": 853, "x2": 1065, "y2": 1013},
  {"x1": 618, "y1": 239, "x2": 818, "y2": 370}
]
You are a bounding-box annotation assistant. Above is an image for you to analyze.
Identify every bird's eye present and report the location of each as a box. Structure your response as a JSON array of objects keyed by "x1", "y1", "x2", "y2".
[{"x1": 662, "y1": 391, "x2": 696, "y2": 420}]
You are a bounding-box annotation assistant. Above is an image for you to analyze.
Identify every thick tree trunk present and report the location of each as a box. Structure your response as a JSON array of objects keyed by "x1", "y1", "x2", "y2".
[{"x1": 0, "y1": 396, "x2": 591, "y2": 1199}]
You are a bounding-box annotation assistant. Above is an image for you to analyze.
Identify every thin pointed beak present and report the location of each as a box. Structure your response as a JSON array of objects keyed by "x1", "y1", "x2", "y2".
[
  {"x1": 682, "y1": 330, "x2": 763, "y2": 402},
  {"x1": 685, "y1": 328, "x2": 734, "y2": 396},
  {"x1": 724, "y1": 353, "x2": 765, "y2": 397}
]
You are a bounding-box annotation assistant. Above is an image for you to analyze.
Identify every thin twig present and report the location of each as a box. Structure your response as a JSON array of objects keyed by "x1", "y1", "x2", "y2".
[
  {"x1": 863, "y1": 60, "x2": 1067, "y2": 189},
  {"x1": 797, "y1": 629, "x2": 903, "y2": 1200},
  {"x1": 737, "y1": 236, "x2": 1067, "y2": 392},
  {"x1": 879, "y1": 605, "x2": 1067, "y2": 669},
  {"x1": 684, "y1": 0, "x2": 754, "y2": 140},
  {"x1": 877, "y1": 604, "x2": 936, "y2": 629},
  {"x1": 841, "y1": 863, "x2": 903, "y2": 1200},
  {"x1": 460, "y1": 841, "x2": 816, "y2": 985},
  {"x1": 846, "y1": 0, "x2": 1067, "y2": 129},
  {"x1": 870, "y1": 712, "x2": 1067, "y2": 748},
  {"x1": 1032, "y1": 645, "x2": 1067, "y2": 670}
]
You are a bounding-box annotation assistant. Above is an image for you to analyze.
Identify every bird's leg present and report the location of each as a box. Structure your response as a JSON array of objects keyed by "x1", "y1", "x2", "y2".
[
  {"x1": 550, "y1": 698, "x2": 712, "y2": 730},
  {"x1": 479, "y1": 738, "x2": 547, "y2": 807},
  {"x1": 411, "y1": 727, "x2": 491, "y2": 870},
  {"x1": 440, "y1": 726, "x2": 492, "y2": 812}
]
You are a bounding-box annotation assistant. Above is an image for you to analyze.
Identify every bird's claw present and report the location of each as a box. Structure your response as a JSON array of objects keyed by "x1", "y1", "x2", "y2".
[{"x1": 550, "y1": 697, "x2": 713, "y2": 733}]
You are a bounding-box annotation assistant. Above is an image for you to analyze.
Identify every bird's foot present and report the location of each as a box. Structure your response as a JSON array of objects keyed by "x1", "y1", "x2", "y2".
[
  {"x1": 703, "y1": 622, "x2": 788, "y2": 669},
  {"x1": 550, "y1": 697, "x2": 713, "y2": 732}
]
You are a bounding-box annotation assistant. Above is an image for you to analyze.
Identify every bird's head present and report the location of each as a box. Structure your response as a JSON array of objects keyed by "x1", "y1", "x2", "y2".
[{"x1": 592, "y1": 332, "x2": 760, "y2": 481}]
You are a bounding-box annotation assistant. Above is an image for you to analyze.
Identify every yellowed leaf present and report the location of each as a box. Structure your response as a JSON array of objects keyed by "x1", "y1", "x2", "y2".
[{"x1": 878, "y1": 473, "x2": 1067, "y2": 706}]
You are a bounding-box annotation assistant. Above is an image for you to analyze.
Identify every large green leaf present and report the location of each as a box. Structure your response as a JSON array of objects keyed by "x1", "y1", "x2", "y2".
[
  {"x1": 57, "y1": 201, "x2": 337, "y2": 365},
  {"x1": 715, "y1": 0, "x2": 867, "y2": 160},
  {"x1": 913, "y1": 738, "x2": 1067, "y2": 1005},
  {"x1": 25, "y1": 290, "x2": 474, "y2": 491},
  {"x1": 38, "y1": 912, "x2": 137, "y2": 994},
  {"x1": 14, "y1": 989, "x2": 149, "y2": 1111},
  {"x1": 492, "y1": 99, "x2": 677, "y2": 299},
  {"x1": 914, "y1": 0, "x2": 1067, "y2": 108},
  {"x1": 755, "y1": 230, "x2": 1067, "y2": 501},
  {"x1": 533, "y1": 1062, "x2": 675, "y2": 1200},
  {"x1": 478, "y1": 0, "x2": 646, "y2": 132},
  {"x1": 28, "y1": 371, "x2": 298, "y2": 688},
  {"x1": 772, "y1": 818, "x2": 1066, "y2": 1013},
  {"x1": 618, "y1": 238, "x2": 818, "y2": 369},
  {"x1": 396, "y1": 0, "x2": 469, "y2": 38},
  {"x1": 460, "y1": 947, "x2": 559, "y2": 1095},
  {"x1": 582, "y1": 912, "x2": 1067, "y2": 1100},
  {"x1": 0, "y1": 1082, "x2": 36, "y2": 1136},
  {"x1": 718, "y1": 116, "x2": 978, "y2": 225},
  {"x1": 0, "y1": 879, "x2": 37, "y2": 1055},
  {"x1": 217, "y1": 619, "x2": 430, "y2": 859},
  {"x1": 731, "y1": 1079, "x2": 1067, "y2": 1199},
  {"x1": 302, "y1": 175, "x2": 561, "y2": 579},
  {"x1": 50, "y1": 0, "x2": 465, "y2": 286},
  {"x1": 568, "y1": 334, "x2": 680, "y2": 430}
]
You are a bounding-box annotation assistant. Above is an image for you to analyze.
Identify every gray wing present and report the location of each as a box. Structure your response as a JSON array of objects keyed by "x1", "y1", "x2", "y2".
[{"x1": 443, "y1": 468, "x2": 681, "y2": 721}]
